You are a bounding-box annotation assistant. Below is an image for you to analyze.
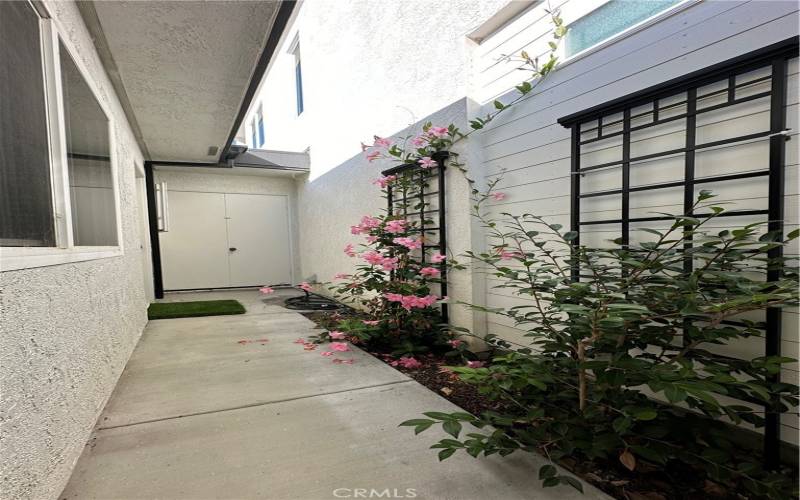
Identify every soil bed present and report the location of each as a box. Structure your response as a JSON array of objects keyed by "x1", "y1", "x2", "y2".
[{"x1": 299, "y1": 309, "x2": 783, "y2": 500}]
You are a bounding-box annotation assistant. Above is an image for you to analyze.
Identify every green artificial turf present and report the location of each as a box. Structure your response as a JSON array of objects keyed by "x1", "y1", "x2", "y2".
[{"x1": 147, "y1": 300, "x2": 246, "y2": 320}]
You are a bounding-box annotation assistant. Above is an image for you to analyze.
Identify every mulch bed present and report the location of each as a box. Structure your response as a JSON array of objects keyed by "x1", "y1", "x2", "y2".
[{"x1": 298, "y1": 309, "x2": 781, "y2": 500}]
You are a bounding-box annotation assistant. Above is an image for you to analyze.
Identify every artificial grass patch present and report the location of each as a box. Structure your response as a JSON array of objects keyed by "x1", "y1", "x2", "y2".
[{"x1": 147, "y1": 300, "x2": 246, "y2": 320}]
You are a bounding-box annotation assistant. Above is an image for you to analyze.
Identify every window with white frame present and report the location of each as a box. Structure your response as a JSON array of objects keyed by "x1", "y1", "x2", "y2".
[
  {"x1": 0, "y1": 1, "x2": 121, "y2": 270},
  {"x1": 250, "y1": 116, "x2": 257, "y2": 148},
  {"x1": 565, "y1": 0, "x2": 685, "y2": 58}
]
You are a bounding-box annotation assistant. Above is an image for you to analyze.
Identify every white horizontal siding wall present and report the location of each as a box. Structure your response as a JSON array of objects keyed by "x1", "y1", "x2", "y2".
[{"x1": 473, "y1": 0, "x2": 799, "y2": 444}]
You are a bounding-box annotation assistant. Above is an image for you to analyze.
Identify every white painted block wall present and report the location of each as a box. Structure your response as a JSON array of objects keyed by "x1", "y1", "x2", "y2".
[{"x1": 473, "y1": 0, "x2": 799, "y2": 444}]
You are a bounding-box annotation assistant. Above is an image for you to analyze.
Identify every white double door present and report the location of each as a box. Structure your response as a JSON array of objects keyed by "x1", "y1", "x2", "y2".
[{"x1": 160, "y1": 191, "x2": 292, "y2": 290}]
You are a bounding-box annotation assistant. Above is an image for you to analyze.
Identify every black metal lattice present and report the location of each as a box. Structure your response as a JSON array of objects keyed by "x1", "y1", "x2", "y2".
[
  {"x1": 382, "y1": 151, "x2": 449, "y2": 322},
  {"x1": 558, "y1": 38, "x2": 798, "y2": 467}
]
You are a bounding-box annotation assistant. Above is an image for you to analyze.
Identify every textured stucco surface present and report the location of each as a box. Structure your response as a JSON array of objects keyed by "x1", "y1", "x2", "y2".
[
  {"x1": 153, "y1": 168, "x2": 302, "y2": 283},
  {"x1": 0, "y1": 2, "x2": 148, "y2": 499},
  {"x1": 91, "y1": 1, "x2": 279, "y2": 162}
]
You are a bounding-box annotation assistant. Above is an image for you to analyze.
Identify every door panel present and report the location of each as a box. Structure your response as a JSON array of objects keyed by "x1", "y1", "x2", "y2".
[
  {"x1": 161, "y1": 191, "x2": 229, "y2": 290},
  {"x1": 225, "y1": 193, "x2": 292, "y2": 287}
]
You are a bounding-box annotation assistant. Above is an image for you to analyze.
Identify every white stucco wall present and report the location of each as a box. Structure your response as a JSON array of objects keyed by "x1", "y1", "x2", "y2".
[
  {"x1": 0, "y1": 2, "x2": 149, "y2": 499},
  {"x1": 245, "y1": 0, "x2": 508, "y2": 180},
  {"x1": 153, "y1": 167, "x2": 303, "y2": 283}
]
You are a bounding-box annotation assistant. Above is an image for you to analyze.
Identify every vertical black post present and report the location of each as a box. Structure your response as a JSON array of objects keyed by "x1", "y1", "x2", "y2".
[
  {"x1": 144, "y1": 161, "x2": 164, "y2": 299},
  {"x1": 387, "y1": 183, "x2": 394, "y2": 216},
  {"x1": 570, "y1": 123, "x2": 581, "y2": 283},
  {"x1": 419, "y1": 170, "x2": 426, "y2": 264},
  {"x1": 436, "y1": 155, "x2": 448, "y2": 324},
  {"x1": 621, "y1": 109, "x2": 631, "y2": 248},
  {"x1": 683, "y1": 88, "x2": 697, "y2": 348},
  {"x1": 764, "y1": 57, "x2": 787, "y2": 469}
]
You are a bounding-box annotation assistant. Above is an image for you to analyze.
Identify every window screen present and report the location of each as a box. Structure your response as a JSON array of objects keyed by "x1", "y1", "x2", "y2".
[
  {"x1": 0, "y1": 2, "x2": 56, "y2": 247},
  {"x1": 60, "y1": 41, "x2": 117, "y2": 246},
  {"x1": 565, "y1": 0, "x2": 682, "y2": 57}
]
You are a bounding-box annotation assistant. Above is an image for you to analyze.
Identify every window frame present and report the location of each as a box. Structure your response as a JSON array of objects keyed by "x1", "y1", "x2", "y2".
[
  {"x1": 1, "y1": 6, "x2": 123, "y2": 272},
  {"x1": 288, "y1": 35, "x2": 304, "y2": 116},
  {"x1": 558, "y1": 0, "x2": 697, "y2": 66},
  {"x1": 257, "y1": 103, "x2": 265, "y2": 147}
]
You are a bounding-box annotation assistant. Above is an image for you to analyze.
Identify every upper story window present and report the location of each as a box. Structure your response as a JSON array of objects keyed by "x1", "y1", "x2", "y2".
[
  {"x1": 250, "y1": 116, "x2": 257, "y2": 148},
  {"x1": 290, "y1": 37, "x2": 304, "y2": 116},
  {"x1": 256, "y1": 103, "x2": 265, "y2": 146},
  {"x1": 0, "y1": 1, "x2": 122, "y2": 270},
  {"x1": 565, "y1": 0, "x2": 684, "y2": 58}
]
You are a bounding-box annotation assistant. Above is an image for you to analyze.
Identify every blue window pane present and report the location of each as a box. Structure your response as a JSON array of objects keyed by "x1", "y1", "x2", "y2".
[
  {"x1": 566, "y1": 0, "x2": 682, "y2": 57},
  {"x1": 251, "y1": 125, "x2": 257, "y2": 148},
  {"x1": 295, "y1": 61, "x2": 304, "y2": 115},
  {"x1": 258, "y1": 116, "x2": 265, "y2": 146}
]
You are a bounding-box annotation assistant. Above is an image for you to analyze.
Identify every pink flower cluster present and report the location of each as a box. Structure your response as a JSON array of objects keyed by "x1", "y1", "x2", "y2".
[
  {"x1": 383, "y1": 293, "x2": 439, "y2": 311},
  {"x1": 427, "y1": 126, "x2": 449, "y2": 138},
  {"x1": 362, "y1": 251, "x2": 399, "y2": 271},
  {"x1": 393, "y1": 237, "x2": 422, "y2": 250},
  {"x1": 372, "y1": 175, "x2": 397, "y2": 188},
  {"x1": 491, "y1": 192, "x2": 507, "y2": 201},
  {"x1": 391, "y1": 356, "x2": 423, "y2": 369},
  {"x1": 351, "y1": 215, "x2": 381, "y2": 235},
  {"x1": 344, "y1": 244, "x2": 356, "y2": 257},
  {"x1": 419, "y1": 157, "x2": 437, "y2": 169},
  {"x1": 364, "y1": 136, "x2": 393, "y2": 162},
  {"x1": 328, "y1": 331, "x2": 346, "y2": 340},
  {"x1": 419, "y1": 267, "x2": 440, "y2": 277},
  {"x1": 384, "y1": 219, "x2": 407, "y2": 234}
]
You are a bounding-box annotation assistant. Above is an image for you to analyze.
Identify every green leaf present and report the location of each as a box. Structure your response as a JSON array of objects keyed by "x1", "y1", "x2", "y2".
[
  {"x1": 443, "y1": 419, "x2": 462, "y2": 438},
  {"x1": 423, "y1": 411, "x2": 455, "y2": 420},
  {"x1": 494, "y1": 100, "x2": 505, "y2": 110},
  {"x1": 538, "y1": 464, "x2": 557, "y2": 480},
  {"x1": 664, "y1": 385, "x2": 687, "y2": 404},
  {"x1": 632, "y1": 408, "x2": 658, "y2": 421},
  {"x1": 438, "y1": 448, "x2": 457, "y2": 461},
  {"x1": 399, "y1": 419, "x2": 434, "y2": 427},
  {"x1": 558, "y1": 475, "x2": 584, "y2": 493}
]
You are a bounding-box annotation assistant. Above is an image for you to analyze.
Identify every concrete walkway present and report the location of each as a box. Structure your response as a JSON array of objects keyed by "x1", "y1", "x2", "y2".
[{"x1": 62, "y1": 290, "x2": 608, "y2": 500}]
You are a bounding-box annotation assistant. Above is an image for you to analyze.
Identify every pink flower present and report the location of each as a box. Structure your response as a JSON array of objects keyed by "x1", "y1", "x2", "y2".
[
  {"x1": 391, "y1": 356, "x2": 423, "y2": 369},
  {"x1": 259, "y1": 287, "x2": 275, "y2": 294},
  {"x1": 430, "y1": 253, "x2": 446, "y2": 263},
  {"x1": 299, "y1": 282, "x2": 313, "y2": 292},
  {"x1": 334, "y1": 273, "x2": 351, "y2": 280},
  {"x1": 362, "y1": 320, "x2": 380, "y2": 326},
  {"x1": 365, "y1": 235, "x2": 379, "y2": 243},
  {"x1": 373, "y1": 136, "x2": 392, "y2": 148},
  {"x1": 330, "y1": 342, "x2": 350, "y2": 352},
  {"x1": 419, "y1": 266, "x2": 440, "y2": 277},
  {"x1": 499, "y1": 250, "x2": 522, "y2": 260},
  {"x1": 393, "y1": 237, "x2": 422, "y2": 250},
  {"x1": 467, "y1": 360, "x2": 485, "y2": 368},
  {"x1": 419, "y1": 157, "x2": 437, "y2": 169},
  {"x1": 372, "y1": 175, "x2": 397, "y2": 188},
  {"x1": 321, "y1": 351, "x2": 334, "y2": 357},
  {"x1": 351, "y1": 225, "x2": 365, "y2": 235},
  {"x1": 448, "y1": 339, "x2": 463, "y2": 348},
  {"x1": 491, "y1": 192, "x2": 507, "y2": 201},
  {"x1": 380, "y1": 256, "x2": 399, "y2": 271},
  {"x1": 360, "y1": 216, "x2": 381, "y2": 229},
  {"x1": 293, "y1": 338, "x2": 306, "y2": 344},
  {"x1": 410, "y1": 135, "x2": 428, "y2": 147},
  {"x1": 366, "y1": 150, "x2": 381, "y2": 162},
  {"x1": 344, "y1": 244, "x2": 356, "y2": 257},
  {"x1": 362, "y1": 250, "x2": 385, "y2": 266},
  {"x1": 427, "y1": 126, "x2": 449, "y2": 138},
  {"x1": 384, "y1": 219, "x2": 407, "y2": 234},
  {"x1": 384, "y1": 293, "x2": 439, "y2": 311},
  {"x1": 329, "y1": 331, "x2": 346, "y2": 340},
  {"x1": 383, "y1": 292, "x2": 404, "y2": 302}
]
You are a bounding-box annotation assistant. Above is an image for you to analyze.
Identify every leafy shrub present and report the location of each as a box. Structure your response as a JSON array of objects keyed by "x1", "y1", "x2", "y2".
[{"x1": 403, "y1": 191, "x2": 799, "y2": 498}]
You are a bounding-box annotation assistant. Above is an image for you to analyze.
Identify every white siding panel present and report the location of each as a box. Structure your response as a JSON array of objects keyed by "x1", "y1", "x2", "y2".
[{"x1": 475, "y1": 0, "x2": 798, "y2": 442}]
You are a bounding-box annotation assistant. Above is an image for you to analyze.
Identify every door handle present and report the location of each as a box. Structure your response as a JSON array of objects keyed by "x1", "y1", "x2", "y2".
[{"x1": 229, "y1": 247, "x2": 237, "y2": 252}]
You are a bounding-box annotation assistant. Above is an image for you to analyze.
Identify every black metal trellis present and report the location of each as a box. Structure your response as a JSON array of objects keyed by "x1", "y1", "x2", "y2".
[
  {"x1": 558, "y1": 38, "x2": 798, "y2": 468},
  {"x1": 382, "y1": 151, "x2": 449, "y2": 323}
]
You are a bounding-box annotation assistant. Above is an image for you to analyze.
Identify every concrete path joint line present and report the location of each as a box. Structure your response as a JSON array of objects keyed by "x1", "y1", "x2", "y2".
[{"x1": 97, "y1": 379, "x2": 415, "y2": 431}]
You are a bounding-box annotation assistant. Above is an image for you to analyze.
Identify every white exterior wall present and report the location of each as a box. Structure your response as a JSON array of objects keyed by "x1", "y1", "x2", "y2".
[
  {"x1": 243, "y1": 0, "x2": 509, "y2": 335},
  {"x1": 0, "y1": 2, "x2": 149, "y2": 499},
  {"x1": 153, "y1": 168, "x2": 303, "y2": 283},
  {"x1": 473, "y1": 0, "x2": 799, "y2": 443}
]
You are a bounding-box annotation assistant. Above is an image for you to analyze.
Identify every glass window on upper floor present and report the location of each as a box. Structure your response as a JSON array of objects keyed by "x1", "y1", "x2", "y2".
[
  {"x1": 565, "y1": 0, "x2": 684, "y2": 58},
  {"x1": 257, "y1": 104, "x2": 265, "y2": 147}
]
